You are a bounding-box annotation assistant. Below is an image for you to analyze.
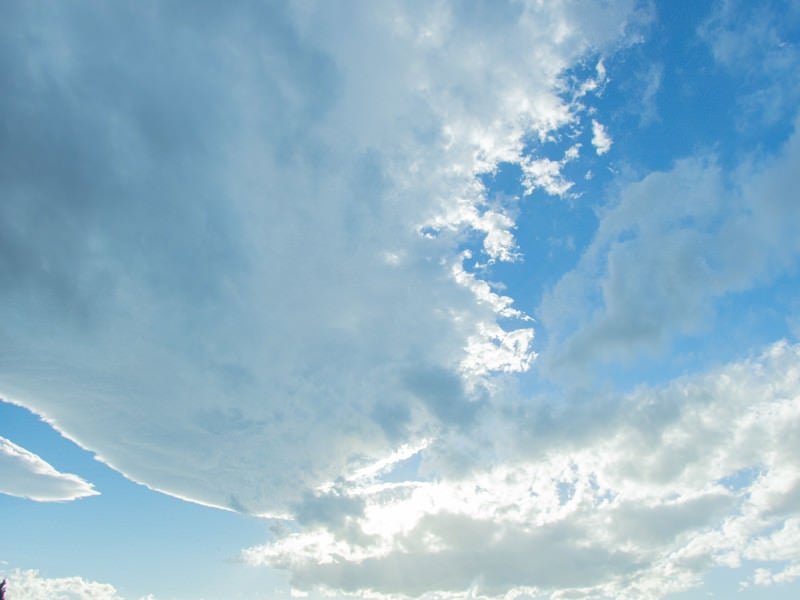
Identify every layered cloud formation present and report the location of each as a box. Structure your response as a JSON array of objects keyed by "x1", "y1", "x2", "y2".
[{"x1": 0, "y1": 437, "x2": 97, "y2": 501}]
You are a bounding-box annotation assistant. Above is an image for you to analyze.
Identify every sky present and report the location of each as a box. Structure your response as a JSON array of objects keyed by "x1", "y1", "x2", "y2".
[{"x1": 1, "y1": 0, "x2": 800, "y2": 598}]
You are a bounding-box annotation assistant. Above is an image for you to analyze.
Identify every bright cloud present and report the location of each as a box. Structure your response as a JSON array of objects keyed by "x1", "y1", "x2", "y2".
[
  {"x1": 590, "y1": 119, "x2": 613, "y2": 155},
  {"x1": 0, "y1": 569, "x2": 135, "y2": 600},
  {"x1": 520, "y1": 144, "x2": 582, "y2": 197},
  {"x1": 245, "y1": 340, "x2": 800, "y2": 598},
  {"x1": 0, "y1": 436, "x2": 97, "y2": 502}
]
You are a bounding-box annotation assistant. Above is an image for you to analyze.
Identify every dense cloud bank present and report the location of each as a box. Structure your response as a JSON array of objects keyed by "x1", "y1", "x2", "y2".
[
  {"x1": 0, "y1": 0, "x2": 637, "y2": 512},
  {"x1": 246, "y1": 340, "x2": 800, "y2": 598}
]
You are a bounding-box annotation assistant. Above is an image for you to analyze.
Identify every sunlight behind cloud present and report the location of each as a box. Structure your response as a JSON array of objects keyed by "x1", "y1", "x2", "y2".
[{"x1": 245, "y1": 340, "x2": 800, "y2": 599}]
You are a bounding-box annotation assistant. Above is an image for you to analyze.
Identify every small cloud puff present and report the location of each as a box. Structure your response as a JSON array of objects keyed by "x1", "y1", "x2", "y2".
[{"x1": 591, "y1": 119, "x2": 613, "y2": 154}]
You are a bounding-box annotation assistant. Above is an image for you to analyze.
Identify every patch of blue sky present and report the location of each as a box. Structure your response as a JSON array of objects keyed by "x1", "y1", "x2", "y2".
[
  {"x1": 594, "y1": 2, "x2": 753, "y2": 171},
  {"x1": 717, "y1": 465, "x2": 762, "y2": 493},
  {"x1": 477, "y1": 161, "x2": 599, "y2": 320},
  {"x1": 376, "y1": 449, "x2": 424, "y2": 484},
  {"x1": 476, "y1": 0, "x2": 800, "y2": 396},
  {"x1": 0, "y1": 400, "x2": 289, "y2": 600}
]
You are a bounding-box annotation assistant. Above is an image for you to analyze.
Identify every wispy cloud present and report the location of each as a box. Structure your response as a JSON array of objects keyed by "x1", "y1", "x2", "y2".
[{"x1": 0, "y1": 436, "x2": 97, "y2": 502}]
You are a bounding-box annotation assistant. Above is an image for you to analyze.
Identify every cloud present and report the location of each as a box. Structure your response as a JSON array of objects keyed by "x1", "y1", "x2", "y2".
[
  {"x1": 0, "y1": 0, "x2": 644, "y2": 515},
  {"x1": 0, "y1": 568, "x2": 144, "y2": 600},
  {"x1": 747, "y1": 564, "x2": 800, "y2": 588},
  {"x1": 591, "y1": 119, "x2": 613, "y2": 154},
  {"x1": 0, "y1": 436, "x2": 97, "y2": 502},
  {"x1": 538, "y1": 111, "x2": 800, "y2": 379},
  {"x1": 520, "y1": 144, "x2": 582, "y2": 197},
  {"x1": 638, "y1": 63, "x2": 663, "y2": 126},
  {"x1": 245, "y1": 340, "x2": 800, "y2": 598}
]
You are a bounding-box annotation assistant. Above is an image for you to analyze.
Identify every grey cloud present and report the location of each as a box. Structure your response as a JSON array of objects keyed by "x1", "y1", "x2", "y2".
[
  {"x1": 293, "y1": 490, "x2": 365, "y2": 529},
  {"x1": 0, "y1": 1, "x2": 471, "y2": 514},
  {"x1": 289, "y1": 514, "x2": 640, "y2": 596},
  {"x1": 0, "y1": 0, "x2": 644, "y2": 515},
  {"x1": 605, "y1": 493, "x2": 735, "y2": 547},
  {"x1": 403, "y1": 366, "x2": 482, "y2": 428}
]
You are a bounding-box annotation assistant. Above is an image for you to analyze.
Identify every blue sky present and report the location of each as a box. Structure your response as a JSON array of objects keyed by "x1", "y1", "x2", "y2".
[{"x1": 2, "y1": 1, "x2": 800, "y2": 598}]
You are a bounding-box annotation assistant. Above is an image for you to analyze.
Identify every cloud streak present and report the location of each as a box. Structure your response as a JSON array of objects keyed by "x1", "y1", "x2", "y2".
[{"x1": 0, "y1": 436, "x2": 97, "y2": 502}]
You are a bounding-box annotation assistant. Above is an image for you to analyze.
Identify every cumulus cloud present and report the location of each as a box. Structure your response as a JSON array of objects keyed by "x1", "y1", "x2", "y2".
[
  {"x1": 538, "y1": 111, "x2": 800, "y2": 379},
  {"x1": 0, "y1": 0, "x2": 643, "y2": 515},
  {"x1": 0, "y1": 568, "x2": 141, "y2": 600},
  {"x1": 245, "y1": 340, "x2": 800, "y2": 599},
  {"x1": 0, "y1": 436, "x2": 97, "y2": 501}
]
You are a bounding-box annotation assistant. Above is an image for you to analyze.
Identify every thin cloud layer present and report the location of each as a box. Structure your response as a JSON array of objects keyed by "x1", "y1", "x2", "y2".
[{"x1": 0, "y1": 436, "x2": 97, "y2": 502}]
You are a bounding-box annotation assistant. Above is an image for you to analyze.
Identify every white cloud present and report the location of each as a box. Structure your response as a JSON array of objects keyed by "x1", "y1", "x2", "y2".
[
  {"x1": 0, "y1": 568, "x2": 146, "y2": 600},
  {"x1": 451, "y1": 252, "x2": 529, "y2": 320},
  {"x1": 520, "y1": 144, "x2": 582, "y2": 197},
  {"x1": 0, "y1": 436, "x2": 97, "y2": 502},
  {"x1": 591, "y1": 119, "x2": 612, "y2": 154},
  {"x1": 0, "y1": 0, "x2": 644, "y2": 515},
  {"x1": 245, "y1": 340, "x2": 800, "y2": 599},
  {"x1": 748, "y1": 564, "x2": 800, "y2": 587}
]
